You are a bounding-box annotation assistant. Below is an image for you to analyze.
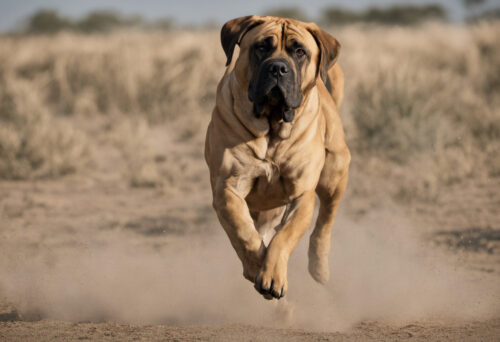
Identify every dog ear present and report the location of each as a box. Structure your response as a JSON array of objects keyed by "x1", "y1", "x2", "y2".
[
  {"x1": 221, "y1": 16, "x2": 264, "y2": 66},
  {"x1": 307, "y1": 24, "x2": 341, "y2": 84}
]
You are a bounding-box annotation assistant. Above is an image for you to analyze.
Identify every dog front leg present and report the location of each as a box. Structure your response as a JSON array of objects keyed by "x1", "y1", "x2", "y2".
[
  {"x1": 213, "y1": 179, "x2": 266, "y2": 282},
  {"x1": 254, "y1": 190, "x2": 315, "y2": 299}
]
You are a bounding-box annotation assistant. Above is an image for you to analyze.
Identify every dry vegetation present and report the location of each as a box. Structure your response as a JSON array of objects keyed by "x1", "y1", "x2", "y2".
[
  {"x1": 341, "y1": 22, "x2": 500, "y2": 200},
  {"x1": 0, "y1": 22, "x2": 499, "y2": 200}
]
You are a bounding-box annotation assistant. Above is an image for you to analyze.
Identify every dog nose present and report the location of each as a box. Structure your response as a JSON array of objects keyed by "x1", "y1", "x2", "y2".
[{"x1": 269, "y1": 61, "x2": 288, "y2": 77}]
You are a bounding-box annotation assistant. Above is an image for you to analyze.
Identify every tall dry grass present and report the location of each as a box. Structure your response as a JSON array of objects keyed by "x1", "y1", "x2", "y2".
[
  {"x1": 0, "y1": 31, "x2": 222, "y2": 121},
  {"x1": 0, "y1": 65, "x2": 87, "y2": 179},
  {"x1": 0, "y1": 31, "x2": 222, "y2": 180},
  {"x1": 338, "y1": 22, "x2": 500, "y2": 199},
  {"x1": 0, "y1": 23, "x2": 498, "y2": 202}
]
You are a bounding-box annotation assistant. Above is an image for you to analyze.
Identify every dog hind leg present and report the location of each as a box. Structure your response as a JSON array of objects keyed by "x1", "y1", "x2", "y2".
[{"x1": 308, "y1": 149, "x2": 349, "y2": 284}]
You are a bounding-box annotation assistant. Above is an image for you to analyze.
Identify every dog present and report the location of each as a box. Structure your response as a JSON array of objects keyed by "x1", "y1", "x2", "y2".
[{"x1": 205, "y1": 15, "x2": 350, "y2": 300}]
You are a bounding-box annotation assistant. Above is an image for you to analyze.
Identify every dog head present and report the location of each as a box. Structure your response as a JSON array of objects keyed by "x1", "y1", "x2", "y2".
[{"x1": 221, "y1": 15, "x2": 340, "y2": 124}]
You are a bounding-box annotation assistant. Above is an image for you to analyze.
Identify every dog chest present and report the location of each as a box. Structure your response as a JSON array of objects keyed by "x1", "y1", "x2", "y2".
[
  {"x1": 244, "y1": 155, "x2": 320, "y2": 211},
  {"x1": 245, "y1": 172, "x2": 290, "y2": 210}
]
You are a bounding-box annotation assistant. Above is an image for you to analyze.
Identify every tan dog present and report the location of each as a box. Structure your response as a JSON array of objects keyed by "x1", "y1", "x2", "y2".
[{"x1": 205, "y1": 15, "x2": 350, "y2": 300}]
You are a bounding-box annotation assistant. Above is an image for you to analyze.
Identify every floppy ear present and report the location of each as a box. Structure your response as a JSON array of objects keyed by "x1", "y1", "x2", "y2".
[
  {"x1": 307, "y1": 24, "x2": 341, "y2": 83},
  {"x1": 221, "y1": 15, "x2": 264, "y2": 66}
]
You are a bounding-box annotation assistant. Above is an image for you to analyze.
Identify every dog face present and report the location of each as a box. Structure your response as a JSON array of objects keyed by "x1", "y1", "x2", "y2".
[{"x1": 221, "y1": 16, "x2": 340, "y2": 124}]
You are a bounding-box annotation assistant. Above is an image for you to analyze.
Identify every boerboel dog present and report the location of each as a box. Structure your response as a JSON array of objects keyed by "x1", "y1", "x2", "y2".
[{"x1": 205, "y1": 15, "x2": 350, "y2": 300}]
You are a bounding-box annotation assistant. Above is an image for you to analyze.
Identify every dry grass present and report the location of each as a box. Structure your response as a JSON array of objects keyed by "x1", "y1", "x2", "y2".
[
  {"x1": 1, "y1": 31, "x2": 222, "y2": 121},
  {"x1": 337, "y1": 22, "x2": 500, "y2": 199},
  {"x1": 0, "y1": 67, "x2": 87, "y2": 179},
  {"x1": 0, "y1": 30, "x2": 222, "y2": 182},
  {"x1": 0, "y1": 23, "x2": 498, "y2": 202}
]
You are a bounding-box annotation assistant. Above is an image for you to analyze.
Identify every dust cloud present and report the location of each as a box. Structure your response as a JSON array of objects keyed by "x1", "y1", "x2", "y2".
[{"x1": 0, "y1": 206, "x2": 498, "y2": 330}]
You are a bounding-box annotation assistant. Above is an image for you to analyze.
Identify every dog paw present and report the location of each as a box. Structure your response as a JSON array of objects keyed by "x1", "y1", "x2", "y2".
[
  {"x1": 308, "y1": 253, "x2": 329, "y2": 285},
  {"x1": 243, "y1": 263, "x2": 261, "y2": 283},
  {"x1": 254, "y1": 264, "x2": 288, "y2": 300},
  {"x1": 242, "y1": 243, "x2": 267, "y2": 282}
]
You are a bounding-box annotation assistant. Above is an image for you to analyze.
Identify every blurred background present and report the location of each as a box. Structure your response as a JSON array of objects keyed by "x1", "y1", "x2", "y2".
[
  {"x1": 0, "y1": 0, "x2": 498, "y2": 181},
  {"x1": 1, "y1": 0, "x2": 499, "y2": 201},
  {"x1": 1, "y1": 0, "x2": 500, "y2": 33},
  {"x1": 0, "y1": 0, "x2": 499, "y2": 335}
]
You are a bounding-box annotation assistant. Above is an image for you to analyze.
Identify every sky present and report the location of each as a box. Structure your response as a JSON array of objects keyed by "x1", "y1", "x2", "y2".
[{"x1": 0, "y1": 0, "x2": 471, "y2": 32}]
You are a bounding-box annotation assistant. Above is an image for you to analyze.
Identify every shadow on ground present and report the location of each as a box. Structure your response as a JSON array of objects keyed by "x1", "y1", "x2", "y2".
[
  {"x1": 121, "y1": 205, "x2": 218, "y2": 236},
  {"x1": 433, "y1": 226, "x2": 500, "y2": 254}
]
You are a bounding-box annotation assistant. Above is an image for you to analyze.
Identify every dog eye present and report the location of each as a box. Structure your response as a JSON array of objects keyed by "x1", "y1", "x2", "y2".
[
  {"x1": 295, "y1": 48, "x2": 306, "y2": 57},
  {"x1": 256, "y1": 45, "x2": 267, "y2": 52}
]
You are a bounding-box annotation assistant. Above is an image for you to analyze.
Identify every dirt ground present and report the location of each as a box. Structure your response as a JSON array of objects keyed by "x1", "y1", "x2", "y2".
[
  {"x1": 1, "y1": 121, "x2": 499, "y2": 341},
  {"x1": 1, "y1": 319, "x2": 500, "y2": 341}
]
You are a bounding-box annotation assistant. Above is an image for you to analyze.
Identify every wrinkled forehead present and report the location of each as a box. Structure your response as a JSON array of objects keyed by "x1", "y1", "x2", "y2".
[{"x1": 241, "y1": 18, "x2": 318, "y2": 52}]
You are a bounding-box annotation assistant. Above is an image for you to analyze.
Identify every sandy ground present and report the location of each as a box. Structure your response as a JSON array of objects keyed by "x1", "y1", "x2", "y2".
[
  {"x1": 1, "y1": 124, "x2": 499, "y2": 341},
  {"x1": 1, "y1": 319, "x2": 500, "y2": 341}
]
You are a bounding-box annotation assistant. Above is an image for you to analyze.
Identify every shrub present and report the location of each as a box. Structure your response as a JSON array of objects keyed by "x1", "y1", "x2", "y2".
[
  {"x1": 263, "y1": 7, "x2": 309, "y2": 21},
  {"x1": 26, "y1": 9, "x2": 74, "y2": 33},
  {"x1": 321, "y1": 5, "x2": 447, "y2": 26},
  {"x1": 0, "y1": 71, "x2": 87, "y2": 179},
  {"x1": 78, "y1": 11, "x2": 137, "y2": 33}
]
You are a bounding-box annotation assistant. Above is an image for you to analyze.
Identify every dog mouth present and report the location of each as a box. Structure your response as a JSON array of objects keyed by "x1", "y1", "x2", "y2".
[{"x1": 253, "y1": 86, "x2": 295, "y2": 123}]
